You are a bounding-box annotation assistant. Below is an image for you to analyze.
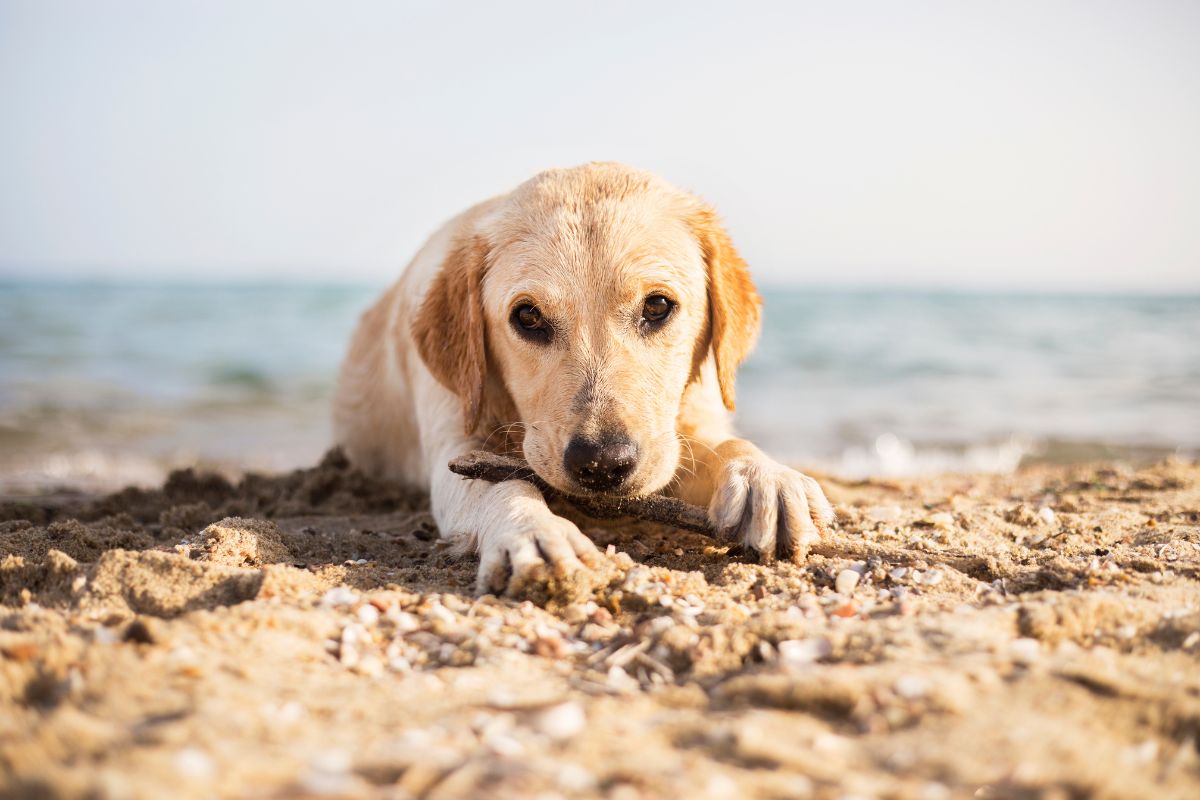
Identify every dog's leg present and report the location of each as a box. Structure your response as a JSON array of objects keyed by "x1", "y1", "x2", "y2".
[
  {"x1": 703, "y1": 438, "x2": 834, "y2": 563},
  {"x1": 429, "y1": 450, "x2": 601, "y2": 594},
  {"x1": 414, "y1": 390, "x2": 598, "y2": 594},
  {"x1": 674, "y1": 388, "x2": 834, "y2": 563}
]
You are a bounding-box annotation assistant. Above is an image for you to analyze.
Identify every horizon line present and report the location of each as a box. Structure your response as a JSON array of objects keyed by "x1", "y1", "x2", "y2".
[{"x1": 2, "y1": 273, "x2": 1198, "y2": 298}]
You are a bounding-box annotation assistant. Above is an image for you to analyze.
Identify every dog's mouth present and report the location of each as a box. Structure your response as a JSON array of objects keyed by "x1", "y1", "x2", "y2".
[
  {"x1": 560, "y1": 480, "x2": 646, "y2": 500},
  {"x1": 532, "y1": 466, "x2": 645, "y2": 500}
]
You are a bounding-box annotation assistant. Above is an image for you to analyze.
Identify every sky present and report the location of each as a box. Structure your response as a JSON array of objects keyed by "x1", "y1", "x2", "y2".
[{"x1": 0, "y1": 1, "x2": 1197, "y2": 289}]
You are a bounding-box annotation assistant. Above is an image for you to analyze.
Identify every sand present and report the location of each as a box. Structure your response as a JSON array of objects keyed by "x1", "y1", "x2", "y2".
[{"x1": 1, "y1": 451, "x2": 1199, "y2": 799}]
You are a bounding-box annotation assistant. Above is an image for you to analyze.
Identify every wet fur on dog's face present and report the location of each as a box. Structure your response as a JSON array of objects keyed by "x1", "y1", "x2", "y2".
[{"x1": 412, "y1": 163, "x2": 761, "y2": 497}]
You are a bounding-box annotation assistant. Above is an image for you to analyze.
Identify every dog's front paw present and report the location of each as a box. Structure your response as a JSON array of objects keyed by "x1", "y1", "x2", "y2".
[
  {"x1": 476, "y1": 507, "x2": 601, "y2": 597},
  {"x1": 708, "y1": 456, "x2": 834, "y2": 563}
]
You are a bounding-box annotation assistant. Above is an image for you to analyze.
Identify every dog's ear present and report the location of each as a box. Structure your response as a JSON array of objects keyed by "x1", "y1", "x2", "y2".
[
  {"x1": 690, "y1": 208, "x2": 762, "y2": 411},
  {"x1": 412, "y1": 235, "x2": 489, "y2": 434}
]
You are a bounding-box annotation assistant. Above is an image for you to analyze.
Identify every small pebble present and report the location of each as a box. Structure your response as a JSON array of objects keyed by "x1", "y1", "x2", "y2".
[
  {"x1": 534, "y1": 635, "x2": 567, "y2": 659},
  {"x1": 590, "y1": 607, "x2": 614, "y2": 624},
  {"x1": 486, "y1": 733, "x2": 525, "y2": 757},
  {"x1": 356, "y1": 604, "x2": 380, "y2": 626},
  {"x1": 835, "y1": 569, "x2": 861, "y2": 595},
  {"x1": 1009, "y1": 637, "x2": 1041, "y2": 665},
  {"x1": 556, "y1": 763, "x2": 596, "y2": 792},
  {"x1": 831, "y1": 601, "x2": 858, "y2": 618},
  {"x1": 388, "y1": 610, "x2": 420, "y2": 632},
  {"x1": 606, "y1": 665, "x2": 638, "y2": 692},
  {"x1": 580, "y1": 623, "x2": 611, "y2": 643},
  {"x1": 926, "y1": 512, "x2": 955, "y2": 529},
  {"x1": 562, "y1": 604, "x2": 589, "y2": 625},
  {"x1": 894, "y1": 675, "x2": 930, "y2": 700},
  {"x1": 354, "y1": 654, "x2": 384, "y2": 677},
  {"x1": 321, "y1": 587, "x2": 359, "y2": 608},
  {"x1": 267, "y1": 701, "x2": 305, "y2": 725},
  {"x1": 1122, "y1": 740, "x2": 1158, "y2": 765},
  {"x1": 777, "y1": 638, "x2": 832, "y2": 666},
  {"x1": 174, "y1": 747, "x2": 215, "y2": 780},
  {"x1": 168, "y1": 646, "x2": 198, "y2": 665},
  {"x1": 302, "y1": 750, "x2": 353, "y2": 795},
  {"x1": 532, "y1": 701, "x2": 586, "y2": 741},
  {"x1": 1038, "y1": 507, "x2": 1057, "y2": 525}
]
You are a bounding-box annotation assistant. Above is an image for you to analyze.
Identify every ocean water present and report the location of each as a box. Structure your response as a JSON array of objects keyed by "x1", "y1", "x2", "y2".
[{"x1": 1, "y1": 281, "x2": 1197, "y2": 491}]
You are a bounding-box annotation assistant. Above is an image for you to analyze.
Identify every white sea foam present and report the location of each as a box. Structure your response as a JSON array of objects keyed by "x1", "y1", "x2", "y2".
[{"x1": 827, "y1": 432, "x2": 1032, "y2": 479}]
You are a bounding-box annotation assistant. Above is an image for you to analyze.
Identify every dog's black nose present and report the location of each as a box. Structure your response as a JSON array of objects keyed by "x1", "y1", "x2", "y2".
[{"x1": 563, "y1": 436, "x2": 638, "y2": 491}]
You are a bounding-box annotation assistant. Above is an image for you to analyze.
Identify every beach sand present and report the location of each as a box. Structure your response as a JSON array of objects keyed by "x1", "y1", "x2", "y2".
[{"x1": 2, "y1": 452, "x2": 1198, "y2": 799}]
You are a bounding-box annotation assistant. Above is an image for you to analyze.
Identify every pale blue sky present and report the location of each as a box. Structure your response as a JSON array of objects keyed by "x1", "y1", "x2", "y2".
[{"x1": 1, "y1": 1, "x2": 1197, "y2": 288}]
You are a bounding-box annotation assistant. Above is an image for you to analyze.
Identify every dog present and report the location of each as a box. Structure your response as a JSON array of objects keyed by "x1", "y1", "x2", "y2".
[{"x1": 334, "y1": 162, "x2": 834, "y2": 594}]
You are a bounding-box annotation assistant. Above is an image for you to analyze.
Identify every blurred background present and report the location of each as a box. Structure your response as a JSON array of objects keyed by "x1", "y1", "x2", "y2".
[{"x1": 1, "y1": 0, "x2": 1198, "y2": 492}]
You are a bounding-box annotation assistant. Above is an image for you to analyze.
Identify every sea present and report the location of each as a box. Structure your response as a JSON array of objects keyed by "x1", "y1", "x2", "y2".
[{"x1": 1, "y1": 281, "x2": 1197, "y2": 492}]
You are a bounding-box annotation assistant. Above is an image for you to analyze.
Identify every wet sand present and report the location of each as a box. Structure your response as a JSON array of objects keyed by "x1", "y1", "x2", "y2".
[{"x1": 2, "y1": 452, "x2": 1199, "y2": 799}]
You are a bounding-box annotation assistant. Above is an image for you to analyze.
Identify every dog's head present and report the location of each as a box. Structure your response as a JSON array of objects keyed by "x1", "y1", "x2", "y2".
[{"x1": 413, "y1": 163, "x2": 761, "y2": 496}]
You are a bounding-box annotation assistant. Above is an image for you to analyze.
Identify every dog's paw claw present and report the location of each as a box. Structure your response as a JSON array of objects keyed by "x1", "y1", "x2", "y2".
[
  {"x1": 708, "y1": 457, "x2": 832, "y2": 564},
  {"x1": 476, "y1": 512, "x2": 601, "y2": 602}
]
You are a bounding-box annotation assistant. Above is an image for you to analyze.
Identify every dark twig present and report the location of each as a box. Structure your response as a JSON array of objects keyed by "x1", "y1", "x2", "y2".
[{"x1": 448, "y1": 451, "x2": 716, "y2": 536}]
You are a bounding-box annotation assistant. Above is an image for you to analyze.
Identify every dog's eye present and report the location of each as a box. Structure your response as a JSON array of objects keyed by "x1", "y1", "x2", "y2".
[
  {"x1": 516, "y1": 305, "x2": 542, "y2": 329},
  {"x1": 640, "y1": 294, "x2": 675, "y2": 331},
  {"x1": 511, "y1": 303, "x2": 550, "y2": 341}
]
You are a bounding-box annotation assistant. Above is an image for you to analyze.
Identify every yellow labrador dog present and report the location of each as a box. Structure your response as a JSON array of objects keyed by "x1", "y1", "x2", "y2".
[{"x1": 334, "y1": 162, "x2": 833, "y2": 594}]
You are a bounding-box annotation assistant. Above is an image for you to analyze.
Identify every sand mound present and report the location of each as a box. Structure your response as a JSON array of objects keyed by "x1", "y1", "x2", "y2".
[
  {"x1": 191, "y1": 517, "x2": 290, "y2": 567},
  {"x1": 0, "y1": 517, "x2": 155, "y2": 562},
  {"x1": 2, "y1": 547, "x2": 263, "y2": 618},
  {"x1": 82, "y1": 550, "x2": 263, "y2": 617},
  {"x1": 0, "y1": 549, "x2": 82, "y2": 608}
]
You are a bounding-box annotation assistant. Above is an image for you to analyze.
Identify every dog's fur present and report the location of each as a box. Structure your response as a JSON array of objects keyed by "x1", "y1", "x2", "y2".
[{"x1": 335, "y1": 163, "x2": 833, "y2": 593}]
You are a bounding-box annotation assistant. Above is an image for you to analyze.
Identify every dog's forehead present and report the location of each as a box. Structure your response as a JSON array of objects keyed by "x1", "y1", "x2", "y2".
[{"x1": 484, "y1": 188, "x2": 705, "y2": 307}]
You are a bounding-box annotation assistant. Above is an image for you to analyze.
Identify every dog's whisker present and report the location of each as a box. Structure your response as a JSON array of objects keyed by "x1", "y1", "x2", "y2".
[
  {"x1": 684, "y1": 436, "x2": 720, "y2": 460},
  {"x1": 675, "y1": 434, "x2": 699, "y2": 473}
]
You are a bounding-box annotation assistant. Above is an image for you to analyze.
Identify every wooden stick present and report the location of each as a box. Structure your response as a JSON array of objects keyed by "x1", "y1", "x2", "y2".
[
  {"x1": 448, "y1": 451, "x2": 716, "y2": 536},
  {"x1": 449, "y1": 453, "x2": 936, "y2": 568}
]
